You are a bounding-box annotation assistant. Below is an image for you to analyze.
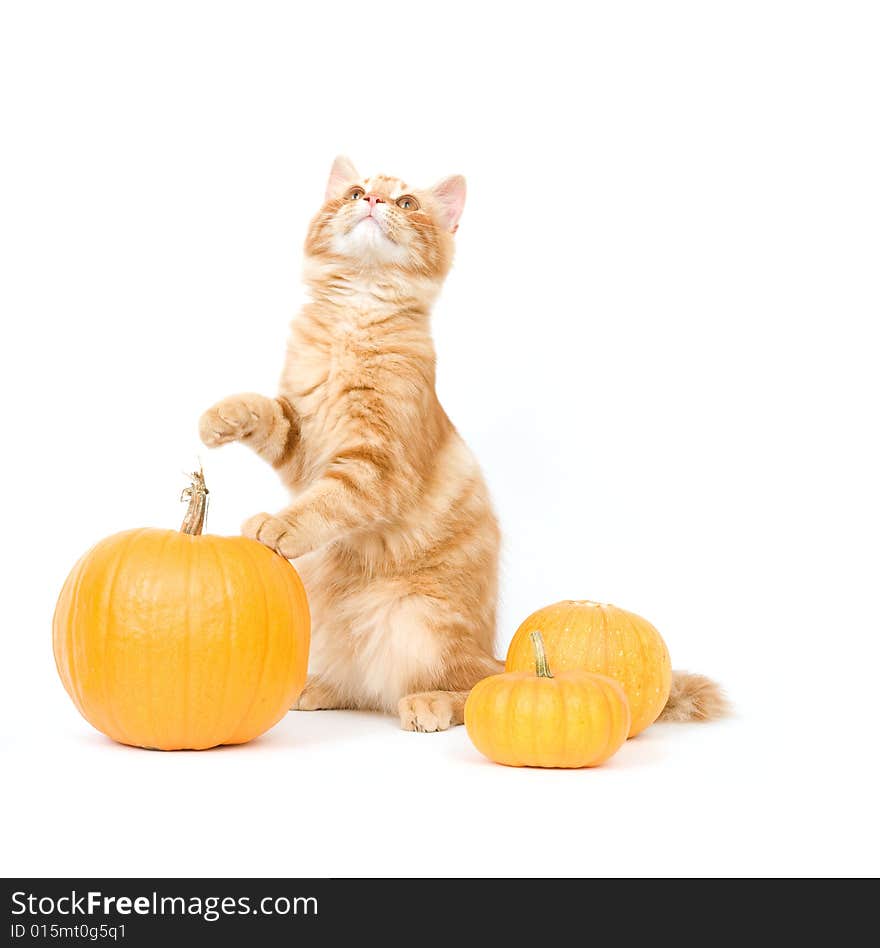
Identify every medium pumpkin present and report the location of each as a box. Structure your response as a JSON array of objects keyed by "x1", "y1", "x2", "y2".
[
  {"x1": 53, "y1": 470, "x2": 310, "y2": 750},
  {"x1": 505, "y1": 600, "x2": 671, "y2": 737},
  {"x1": 465, "y1": 631, "x2": 630, "y2": 768}
]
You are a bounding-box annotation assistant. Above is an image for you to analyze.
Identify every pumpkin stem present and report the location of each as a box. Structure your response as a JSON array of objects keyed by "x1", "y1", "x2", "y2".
[
  {"x1": 180, "y1": 467, "x2": 209, "y2": 536},
  {"x1": 530, "y1": 630, "x2": 554, "y2": 678}
]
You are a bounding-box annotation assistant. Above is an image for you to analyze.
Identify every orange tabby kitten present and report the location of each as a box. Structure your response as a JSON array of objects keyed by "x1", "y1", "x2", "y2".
[{"x1": 200, "y1": 157, "x2": 725, "y2": 731}]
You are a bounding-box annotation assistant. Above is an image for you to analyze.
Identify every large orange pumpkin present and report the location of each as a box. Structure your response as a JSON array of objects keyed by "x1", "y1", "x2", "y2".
[
  {"x1": 505, "y1": 600, "x2": 671, "y2": 737},
  {"x1": 53, "y1": 471, "x2": 310, "y2": 750}
]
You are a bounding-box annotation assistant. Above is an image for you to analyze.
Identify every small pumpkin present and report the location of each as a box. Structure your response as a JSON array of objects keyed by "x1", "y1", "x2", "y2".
[
  {"x1": 505, "y1": 600, "x2": 671, "y2": 737},
  {"x1": 464, "y1": 631, "x2": 630, "y2": 768},
  {"x1": 53, "y1": 470, "x2": 310, "y2": 750}
]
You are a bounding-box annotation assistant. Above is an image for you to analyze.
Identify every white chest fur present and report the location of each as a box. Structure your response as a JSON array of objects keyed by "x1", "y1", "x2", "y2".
[{"x1": 300, "y1": 562, "x2": 446, "y2": 711}]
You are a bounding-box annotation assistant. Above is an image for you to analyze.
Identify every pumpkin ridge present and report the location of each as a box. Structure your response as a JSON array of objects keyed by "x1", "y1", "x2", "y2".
[
  {"x1": 528, "y1": 680, "x2": 545, "y2": 766},
  {"x1": 505, "y1": 677, "x2": 522, "y2": 767},
  {"x1": 100, "y1": 529, "x2": 147, "y2": 746},
  {"x1": 263, "y1": 548, "x2": 301, "y2": 726},
  {"x1": 158, "y1": 530, "x2": 184, "y2": 748},
  {"x1": 486, "y1": 678, "x2": 500, "y2": 763},
  {"x1": 263, "y1": 547, "x2": 300, "y2": 732},
  {"x1": 181, "y1": 529, "x2": 197, "y2": 748},
  {"x1": 558, "y1": 677, "x2": 569, "y2": 765},
  {"x1": 143, "y1": 531, "x2": 169, "y2": 748},
  {"x1": 224, "y1": 539, "x2": 274, "y2": 744},
  {"x1": 496, "y1": 677, "x2": 511, "y2": 764},
  {"x1": 599, "y1": 679, "x2": 618, "y2": 762},
  {"x1": 469, "y1": 677, "x2": 489, "y2": 762},
  {"x1": 623, "y1": 612, "x2": 646, "y2": 730},
  {"x1": 626, "y1": 610, "x2": 650, "y2": 734},
  {"x1": 598, "y1": 606, "x2": 610, "y2": 699},
  {"x1": 65, "y1": 544, "x2": 98, "y2": 729},
  {"x1": 206, "y1": 536, "x2": 234, "y2": 747}
]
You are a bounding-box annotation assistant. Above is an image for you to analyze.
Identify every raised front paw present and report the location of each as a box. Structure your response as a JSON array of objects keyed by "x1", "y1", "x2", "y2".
[
  {"x1": 199, "y1": 393, "x2": 270, "y2": 448},
  {"x1": 242, "y1": 511, "x2": 299, "y2": 559}
]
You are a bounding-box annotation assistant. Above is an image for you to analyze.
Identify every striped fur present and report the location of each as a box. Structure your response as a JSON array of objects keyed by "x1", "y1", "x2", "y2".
[{"x1": 200, "y1": 158, "x2": 500, "y2": 731}]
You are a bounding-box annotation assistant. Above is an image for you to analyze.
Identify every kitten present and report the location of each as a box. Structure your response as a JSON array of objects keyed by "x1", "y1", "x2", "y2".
[
  {"x1": 200, "y1": 157, "x2": 500, "y2": 731},
  {"x1": 200, "y1": 156, "x2": 725, "y2": 731}
]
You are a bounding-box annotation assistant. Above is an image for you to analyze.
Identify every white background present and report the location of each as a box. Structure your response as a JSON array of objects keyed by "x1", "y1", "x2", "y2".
[{"x1": 1, "y1": 1, "x2": 878, "y2": 878}]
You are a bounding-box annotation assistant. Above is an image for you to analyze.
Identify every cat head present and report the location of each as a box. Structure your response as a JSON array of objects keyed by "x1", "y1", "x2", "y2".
[{"x1": 305, "y1": 156, "x2": 466, "y2": 280}]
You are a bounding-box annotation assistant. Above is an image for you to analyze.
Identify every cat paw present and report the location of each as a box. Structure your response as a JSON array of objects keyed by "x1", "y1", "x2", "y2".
[
  {"x1": 398, "y1": 692, "x2": 461, "y2": 732},
  {"x1": 241, "y1": 511, "x2": 298, "y2": 558},
  {"x1": 199, "y1": 394, "x2": 268, "y2": 447},
  {"x1": 295, "y1": 678, "x2": 338, "y2": 711}
]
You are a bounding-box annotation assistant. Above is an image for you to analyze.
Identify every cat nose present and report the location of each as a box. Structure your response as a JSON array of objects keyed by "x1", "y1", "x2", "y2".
[{"x1": 364, "y1": 193, "x2": 385, "y2": 208}]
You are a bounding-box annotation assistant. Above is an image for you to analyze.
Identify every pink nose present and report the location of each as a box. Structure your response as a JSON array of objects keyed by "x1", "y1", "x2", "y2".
[{"x1": 364, "y1": 193, "x2": 385, "y2": 208}]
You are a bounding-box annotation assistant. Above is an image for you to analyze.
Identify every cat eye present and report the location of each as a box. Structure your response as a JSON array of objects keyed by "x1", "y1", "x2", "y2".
[
  {"x1": 347, "y1": 187, "x2": 365, "y2": 200},
  {"x1": 396, "y1": 195, "x2": 419, "y2": 210}
]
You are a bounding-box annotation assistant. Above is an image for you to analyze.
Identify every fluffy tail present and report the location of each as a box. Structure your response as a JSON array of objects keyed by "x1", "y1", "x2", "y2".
[{"x1": 659, "y1": 670, "x2": 730, "y2": 723}]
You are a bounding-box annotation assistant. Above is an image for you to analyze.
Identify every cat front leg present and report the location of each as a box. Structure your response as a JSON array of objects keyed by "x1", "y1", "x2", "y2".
[
  {"x1": 399, "y1": 653, "x2": 504, "y2": 732},
  {"x1": 242, "y1": 444, "x2": 395, "y2": 558},
  {"x1": 241, "y1": 497, "x2": 344, "y2": 560},
  {"x1": 295, "y1": 675, "x2": 351, "y2": 711},
  {"x1": 398, "y1": 691, "x2": 469, "y2": 732},
  {"x1": 199, "y1": 393, "x2": 299, "y2": 466}
]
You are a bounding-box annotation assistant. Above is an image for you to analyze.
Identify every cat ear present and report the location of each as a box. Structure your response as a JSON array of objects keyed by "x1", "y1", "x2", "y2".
[
  {"x1": 431, "y1": 175, "x2": 466, "y2": 233},
  {"x1": 326, "y1": 155, "x2": 360, "y2": 201}
]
